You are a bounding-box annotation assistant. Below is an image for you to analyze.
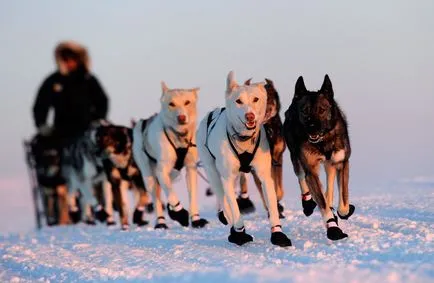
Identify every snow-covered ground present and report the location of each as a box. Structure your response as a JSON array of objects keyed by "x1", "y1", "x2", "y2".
[{"x1": 1, "y1": 179, "x2": 433, "y2": 283}]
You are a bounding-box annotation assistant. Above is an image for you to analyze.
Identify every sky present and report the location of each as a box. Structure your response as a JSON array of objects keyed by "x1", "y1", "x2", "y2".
[{"x1": 0, "y1": 1, "x2": 433, "y2": 231}]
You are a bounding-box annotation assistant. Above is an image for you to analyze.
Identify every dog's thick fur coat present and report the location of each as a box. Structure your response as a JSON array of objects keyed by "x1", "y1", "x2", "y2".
[
  {"x1": 283, "y1": 75, "x2": 354, "y2": 241},
  {"x1": 132, "y1": 82, "x2": 208, "y2": 229},
  {"x1": 196, "y1": 71, "x2": 291, "y2": 247}
]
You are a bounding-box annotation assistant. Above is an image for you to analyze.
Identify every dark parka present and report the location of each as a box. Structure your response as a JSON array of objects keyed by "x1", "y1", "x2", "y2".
[{"x1": 33, "y1": 41, "x2": 109, "y2": 143}]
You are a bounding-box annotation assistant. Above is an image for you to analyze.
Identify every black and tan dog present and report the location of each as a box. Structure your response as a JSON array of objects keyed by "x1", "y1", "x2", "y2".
[
  {"x1": 283, "y1": 75, "x2": 355, "y2": 241},
  {"x1": 237, "y1": 79, "x2": 286, "y2": 218},
  {"x1": 95, "y1": 124, "x2": 160, "y2": 229}
]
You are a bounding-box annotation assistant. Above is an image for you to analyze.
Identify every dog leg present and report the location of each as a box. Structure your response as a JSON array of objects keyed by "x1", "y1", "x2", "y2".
[
  {"x1": 56, "y1": 184, "x2": 70, "y2": 225},
  {"x1": 119, "y1": 179, "x2": 130, "y2": 230},
  {"x1": 80, "y1": 180, "x2": 97, "y2": 225},
  {"x1": 297, "y1": 169, "x2": 317, "y2": 217},
  {"x1": 186, "y1": 166, "x2": 209, "y2": 228},
  {"x1": 222, "y1": 174, "x2": 253, "y2": 246},
  {"x1": 132, "y1": 188, "x2": 149, "y2": 227},
  {"x1": 304, "y1": 162, "x2": 347, "y2": 241},
  {"x1": 237, "y1": 173, "x2": 256, "y2": 214},
  {"x1": 156, "y1": 165, "x2": 189, "y2": 227},
  {"x1": 337, "y1": 160, "x2": 355, "y2": 220},
  {"x1": 153, "y1": 182, "x2": 168, "y2": 229},
  {"x1": 273, "y1": 162, "x2": 285, "y2": 218},
  {"x1": 103, "y1": 181, "x2": 115, "y2": 225},
  {"x1": 325, "y1": 162, "x2": 336, "y2": 209},
  {"x1": 256, "y1": 167, "x2": 292, "y2": 247}
]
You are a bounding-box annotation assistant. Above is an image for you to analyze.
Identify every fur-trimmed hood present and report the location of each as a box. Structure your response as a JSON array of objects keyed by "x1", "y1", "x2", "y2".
[{"x1": 54, "y1": 41, "x2": 91, "y2": 75}]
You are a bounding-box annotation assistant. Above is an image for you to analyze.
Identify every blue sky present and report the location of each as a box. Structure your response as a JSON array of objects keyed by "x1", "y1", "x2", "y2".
[{"x1": 1, "y1": 0, "x2": 433, "y2": 193}]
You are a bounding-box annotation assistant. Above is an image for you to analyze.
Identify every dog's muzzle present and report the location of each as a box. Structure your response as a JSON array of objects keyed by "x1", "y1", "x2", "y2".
[{"x1": 308, "y1": 134, "x2": 324, "y2": 144}]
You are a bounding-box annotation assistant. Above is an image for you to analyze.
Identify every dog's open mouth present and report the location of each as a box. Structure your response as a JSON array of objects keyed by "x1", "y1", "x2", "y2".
[
  {"x1": 308, "y1": 134, "x2": 324, "y2": 144},
  {"x1": 245, "y1": 121, "x2": 256, "y2": 130}
]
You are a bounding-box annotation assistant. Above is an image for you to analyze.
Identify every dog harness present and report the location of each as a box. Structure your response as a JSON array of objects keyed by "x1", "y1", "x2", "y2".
[
  {"x1": 205, "y1": 108, "x2": 261, "y2": 173},
  {"x1": 142, "y1": 118, "x2": 194, "y2": 171}
]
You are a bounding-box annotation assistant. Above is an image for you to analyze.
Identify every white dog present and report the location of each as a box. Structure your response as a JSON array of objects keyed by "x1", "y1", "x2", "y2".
[
  {"x1": 196, "y1": 71, "x2": 292, "y2": 246},
  {"x1": 132, "y1": 82, "x2": 208, "y2": 229}
]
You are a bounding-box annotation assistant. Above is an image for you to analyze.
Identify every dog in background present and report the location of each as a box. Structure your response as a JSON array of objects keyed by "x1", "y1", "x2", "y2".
[
  {"x1": 196, "y1": 71, "x2": 291, "y2": 247},
  {"x1": 237, "y1": 78, "x2": 286, "y2": 219},
  {"x1": 283, "y1": 74, "x2": 355, "y2": 241},
  {"x1": 133, "y1": 82, "x2": 208, "y2": 229}
]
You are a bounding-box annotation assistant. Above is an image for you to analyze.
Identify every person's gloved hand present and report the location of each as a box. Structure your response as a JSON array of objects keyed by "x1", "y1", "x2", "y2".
[{"x1": 38, "y1": 124, "x2": 53, "y2": 136}]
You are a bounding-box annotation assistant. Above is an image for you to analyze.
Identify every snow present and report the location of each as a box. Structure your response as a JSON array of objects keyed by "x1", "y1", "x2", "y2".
[{"x1": 1, "y1": 181, "x2": 433, "y2": 282}]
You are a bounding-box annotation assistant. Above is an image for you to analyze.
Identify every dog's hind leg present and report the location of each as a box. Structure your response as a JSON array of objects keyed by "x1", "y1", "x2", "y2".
[
  {"x1": 336, "y1": 160, "x2": 355, "y2": 220},
  {"x1": 237, "y1": 173, "x2": 256, "y2": 214},
  {"x1": 325, "y1": 162, "x2": 337, "y2": 209}
]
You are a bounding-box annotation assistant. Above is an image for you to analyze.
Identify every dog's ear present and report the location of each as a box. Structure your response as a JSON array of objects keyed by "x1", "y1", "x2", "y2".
[
  {"x1": 130, "y1": 118, "x2": 136, "y2": 127},
  {"x1": 244, "y1": 78, "x2": 252, "y2": 86},
  {"x1": 294, "y1": 76, "x2": 307, "y2": 99},
  {"x1": 265, "y1": 78, "x2": 274, "y2": 87},
  {"x1": 320, "y1": 74, "x2": 334, "y2": 98},
  {"x1": 161, "y1": 81, "x2": 170, "y2": 94},
  {"x1": 226, "y1": 71, "x2": 238, "y2": 96},
  {"x1": 191, "y1": 87, "x2": 200, "y2": 100}
]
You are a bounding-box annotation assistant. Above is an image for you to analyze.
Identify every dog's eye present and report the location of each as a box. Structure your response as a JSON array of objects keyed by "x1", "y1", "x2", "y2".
[
  {"x1": 253, "y1": 97, "x2": 259, "y2": 103},
  {"x1": 236, "y1": 99, "x2": 243, "y2": 105},
  {"x1": 169, "y1": 102, "x2": 176, "y2": 107},
  {"x1": 319, "y1": 108, "x2": 326, "y2": 115},
  {"x1": 184, "y1": 100, "x2": 190, "y2": 106}
]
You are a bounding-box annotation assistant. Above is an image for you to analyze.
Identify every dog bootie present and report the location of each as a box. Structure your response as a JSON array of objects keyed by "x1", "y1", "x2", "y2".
[
  {"x1": 277, "y1": 202, "x2": 285, "y2": 219},
  {"x1": 326, "y1": 218, "x2": 348, "y2": 241},
  {"x1": 337, "y1": 204, "x2": 355, "y2": 220},
  {"x1": 133, "y1": 207, "x2": 149, "y2": 227},
  {"x1": 106, "y1": 220, "x2": 116, "y2": 226},
  {"x1": 154, "y1": 216, "x2": 168, "y2": 229},
  {"x1": 302, "y1": 192, "x2": 317, "y2": 217},
  {"x1": 237, "y1": 195, "x2": 255, "y2": 214},
  {"x1": 121, "y1": 224, "x2": 130, "y2": 231},
  {"x1": 205, "y1": 188, "x2": 214, "y2": 197},
  {"x1": 167, "y1": 202, "x2": 189, "y2": 227},
  {"x1": 145, "y1": 203, "x2": 154, "y2": 213},
  {"x1": 270, "y1": 226, "x2": 292, "y2": 247},
  {"x1": 69, "y1": 209, "x2": 81, "y2": 224},
  {"x1": 94, "y1": 205, "x2": 109, "y2": 223},
  {"x1": 218, "y1": 210, "x2": 228, "y2": 225},
  {"x1": 191, "y1": 214, "x2": 209, "y2": 228},
  {"x1": 228, "y1": 226, "x2": 253, "y2": 246}
]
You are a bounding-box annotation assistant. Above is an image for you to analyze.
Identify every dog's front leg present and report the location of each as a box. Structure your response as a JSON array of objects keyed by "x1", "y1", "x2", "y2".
[
  {"x1": 186, "y1": 165, "x2": 209, "y2": 228},
  {"x1": 118, "y1": 179, "x2": 130, "y2": 230},
  {"x1": 156, "y1": 164, "x2": 189, "y2": 227},
  {"x1": 303, "y1": 159, "x2": 347, "y2": 241},
  {"x1": 324, "y1": 162, "x2": 336, "y2": 209},
  {"x1": 336, "y1": 160, "x2": 355, "y2": 220},
  {"x1": 103, "y1": 180, "x2": 115, "y2": 225},
  {"x1": 222, "y1": 174, "x2": 253, "y2": 246}
]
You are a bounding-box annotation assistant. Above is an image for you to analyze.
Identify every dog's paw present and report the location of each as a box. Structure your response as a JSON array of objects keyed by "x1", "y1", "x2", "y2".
[
  {"x1": 337, "y1": 204, "x2": 355, "y2": 220},
  {"x1": 121, "y1": 224, "x2": 130, "y2": 231},
  {"x1": 69, "y1": 210, "x2": 81, "y2": 224},
  {"x1": 145, "y1": 203, "x2": 154, "y2": 213},
  {"x1": 218, "y1": 210, "x2": 228, "y2": 225},
  {"x1": 167, "y1": 203, "x2": 189, "y2": 227},
  {"x1": 106, "y1": 220, "x2": 116, "y2": 226},
  {"x1": 237, "y1": 196, "x2": 255, "y2": 214},
  {"x1": 228, "y1": 226, "x2": 253, "y2": 246},
  {"x1": 133, "y1": 208, "x2": 147, "y2": 225},
  {"x1": 326, "y1": 218, "x2": 348, "y2": 241},
  {"x1": 205, "y1": 188, "x2": 214, "y2": 197},
  {"x1": 191, "y1": 218, "x2": 209, "y2": 228},
  {"x1": 302, "y1": 193, "x2": 317, "y2": 217},
  {"x1": 155, "y1": 223, "x2": 169, "y2": 229},
  {"x1": 271, "y1": 232, "x2": 292, "y2": 247},
  {"x1": 94, "y1": 207, "x2": 109, "y2": 223}
]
